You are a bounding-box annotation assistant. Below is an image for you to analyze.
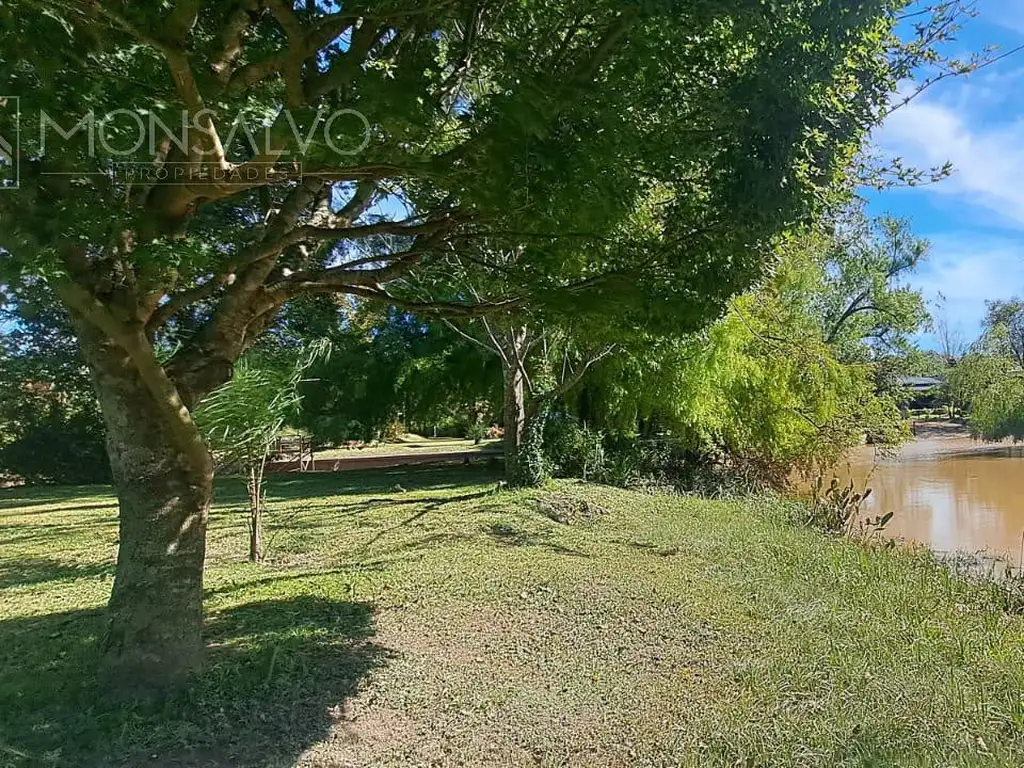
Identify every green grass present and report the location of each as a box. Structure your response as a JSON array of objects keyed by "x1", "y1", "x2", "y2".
[
  {"x1": 313, "y1": 435, "x2": 501, "y2": 460},
  {"x1": 2, "y1": 468, "x2": 1024, "y2": 767}
]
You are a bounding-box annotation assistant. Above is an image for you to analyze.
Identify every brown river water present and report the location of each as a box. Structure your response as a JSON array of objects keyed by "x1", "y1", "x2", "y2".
[{"x1": 837, "y1": 422, "x2": 1024, "y2": 564}]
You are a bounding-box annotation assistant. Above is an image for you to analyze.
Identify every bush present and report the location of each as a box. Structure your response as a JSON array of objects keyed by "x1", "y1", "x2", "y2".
[
  {"x1": 382, "y1": 420, "x2": 405, "y2": 442},
  {"x1": 466, "y1": 421, "x2": 489, "y2": 444},
  {"x1": 969, "y1": 376, "x2": 1024, "y2": 441},
  {"x1": 543, "y1": 419, "x2": 790, "y2": 497},
  {"x1": 680, "y1": 456, "x2": 776, "y2": 498},
  {"x1": 545, "y1": 422, "x2": 701, "y2": 491},
  {"x1": 0, "y1": 410, "x2": 110, "y2": 485},
  {"x1": 512, "y1": 408, "x2": 549, "y2": 487},
  {"x1": 600, "y1": 435, "x2": 676, "y2": 488},
  {"x1": 544, "y1": 415, "x2": 605, "y2": 480}
]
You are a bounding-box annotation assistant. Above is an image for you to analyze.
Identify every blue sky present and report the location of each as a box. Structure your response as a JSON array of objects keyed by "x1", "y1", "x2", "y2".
[{"x1": 869, "y1": 0, "x2": 1024, "y2": 348}]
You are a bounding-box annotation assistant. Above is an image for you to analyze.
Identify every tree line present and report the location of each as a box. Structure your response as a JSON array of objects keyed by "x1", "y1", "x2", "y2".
[
  {"x1": 1, "y1": 204, "x2": 933, "y2": 554},
  {"x1": 916, "y1": 298, "x2": 1024, "y2": 439}
]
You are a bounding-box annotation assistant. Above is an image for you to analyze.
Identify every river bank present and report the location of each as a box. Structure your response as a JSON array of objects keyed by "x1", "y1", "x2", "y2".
[{"x1": 3, "y1": 471, "x2": 1024, "y2": 766}]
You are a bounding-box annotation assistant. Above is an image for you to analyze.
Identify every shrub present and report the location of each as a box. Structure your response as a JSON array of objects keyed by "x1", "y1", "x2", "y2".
[
  {"x1": 466, "y1": 421, "x2": 489, "y2": 444},
  {"x1": 382, "y1": 420, "x2": 405, "y2": 442},
  {"x1": 795, "y1": 475, "x2": 893, "y2": 538},
  {"x1": 681, "y1": 456, "x2": 775, "y2": 498},
  {"x1": 543, "y1": 415, "x2": 605, "y2": 480},
  {"x1": 600, "y1": 435, "x2": 688, "y2": 489},
  {"x1": 513, "y1": 408, "x2": 549, "y2": 487},
  {"x1": 0, "y1": 410, "x2": 110, "y2": 485},
  {"x1": 969, "y1": 375, "x2": 1024, "y2": 441}
]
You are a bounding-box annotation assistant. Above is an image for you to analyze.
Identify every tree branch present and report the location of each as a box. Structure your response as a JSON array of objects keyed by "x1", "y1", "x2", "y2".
[
  {"x1": 164, "y1": 0, "x2": 203, "y2": 44},
  {"x1": 543, "y1": 344, "x2": 615, "y2": 402},
  {"x1": 291, "y1": 215, "x2": 458, "y2": 244},
  {"x1": 825, "y1": 289, "x2": 871, "y2": 344},
  {"x1": 147, "y1": 275, "x2": 231, "y2": 333},
  {"x1": 210, "y1": 1, "x2": 258, "y2": 83},
  {"x1": 442, "y1": 318, "x2": 504, "y2": 360},
  {"x1": 307, "y1": 284, "x2": 522, "y2": 318},
  {"x1": 304, "y1": 20, "x2": 387, "y2": 100}
]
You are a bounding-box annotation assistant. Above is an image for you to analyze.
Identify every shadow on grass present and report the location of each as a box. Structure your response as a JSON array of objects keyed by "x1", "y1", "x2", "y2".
[
  {"x1": 260, "y1": 463, "x2": 502, "y2": 502},
  {"x1": 0, "y1": 522, "x2": 117, "y2": 550},
  {"x1": 0, "y1": 596, "x2": 388, "y2": 767},
  {"x1": 0, "y1": 502, "x2": 117, "y2": 518},
  {"x1": 379, "y1": 531, "x2": 478, "y2": 558},
  {"x1": 487, "y1": 522, "x2": 591, "y2": 558},
  {"x1": 613, "y1": 539, "x2": 682, "y2": 558},
  {"x1": 0, "y1": 487, "x2": 116, "y2": 512},
  {"x1": 349, "y1": 489, "x2": 492, "y2": 544},
  {"x1": 0, "y1": 465, "x2": 501, "y2": 517},
  {"x1": 203, "y1": 567, "x2": 388, "y2": 599},
  {"x1": 0, "y1": 558, "x2": 113, "y2": 589},
  {"x1": 270, "y1": 488, "x2": 493, "y2": 531}
]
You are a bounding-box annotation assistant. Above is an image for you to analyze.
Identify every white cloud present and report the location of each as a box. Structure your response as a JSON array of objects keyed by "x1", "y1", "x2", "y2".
[
  {"x1": 877, "y1": 95, "x2": 1024, "y2": 228},
  {"x1": 955, "y1": 65, "x2": 1024, "y2": 110},
  {"x1": 911, "y1": 232, "x2": 1024, "y2": 346},
  {"x1": 873, "y1": 14, "x2": 1024, "y2": 339},
  {"x1": 980, "y1": 0, "x2": 1024, "y2": 35}
]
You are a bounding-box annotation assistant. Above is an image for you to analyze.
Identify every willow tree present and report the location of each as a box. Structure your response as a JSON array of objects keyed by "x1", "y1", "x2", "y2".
[{"x1": 0, "y1": 0, "x2": 936, "y2": 690}]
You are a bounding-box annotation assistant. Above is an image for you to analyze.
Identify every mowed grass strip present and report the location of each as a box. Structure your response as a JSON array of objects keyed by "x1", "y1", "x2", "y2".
[{"x1": 1, "y1": 466, "x2": 1023, "y2": 767}]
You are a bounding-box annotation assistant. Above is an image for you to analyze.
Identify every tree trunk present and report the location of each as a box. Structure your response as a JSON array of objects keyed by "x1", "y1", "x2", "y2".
[
  {"x1": 247, "y1": 462, "x2": 265, "y2": 562},
  {"x1": 77, "y1": 325, "x2": 214, "y2": 694},
  {"x1": 503, "y1": 361, "x2": 526, "y2": 482}
]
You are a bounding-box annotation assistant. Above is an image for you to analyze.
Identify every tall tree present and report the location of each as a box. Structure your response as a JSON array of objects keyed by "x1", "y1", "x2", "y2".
[
  {"x1": 0, "y1": 0, "x2": 952, "y2": 690},
  {"x1": 446, "y1": 311, "x2": 614, "y2": 484},
  {"x1": 291, "y1": 300, "x2": 501, "y2": 443},
  {"x1": 814, "y1": 211, "x2": 929, "y2": 358},
  {"x1": 574, "y1": 220, "x2": 924, "y2": 480},
  {"x1": 948, "y1": 352, "x2": 1015, "y2": 419},
  {"x1": 982, "y1": 298, "x2": 1024, "y2": 369},
  {"x1": 931, "y1": 293, "x2": 970, "y2": 367},
  {"x1": 419, "y1": 244, "x2": 620, "y2": 483},
  {"x1": 968, "y1": 372, "x2": 1024, "y2": 442}
]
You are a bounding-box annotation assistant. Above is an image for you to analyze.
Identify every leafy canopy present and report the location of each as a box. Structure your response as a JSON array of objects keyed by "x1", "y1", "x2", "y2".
[
  {"x1": 0, "y1": 0, "x2": 918, "y2": 417},
  {"x1": 576, "y1": 221, "x2": 917, "y2": 477},
  {"x1": 195, "y1": 340, "x2": 329, "y2": 466}
]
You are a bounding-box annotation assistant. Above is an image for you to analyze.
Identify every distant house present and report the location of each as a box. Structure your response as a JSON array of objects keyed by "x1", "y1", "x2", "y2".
[
  {"x1": 897, "y1": 376, "x2": 946, "y2": 409},
  {"x1": 898, "y1": 376, "x2": 946, "y2": 393}
]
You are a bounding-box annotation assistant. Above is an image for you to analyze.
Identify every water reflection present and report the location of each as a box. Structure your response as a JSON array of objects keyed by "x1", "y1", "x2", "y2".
[{"x1": 839, "y1": 426, "x2": 1024, "y2": 562}]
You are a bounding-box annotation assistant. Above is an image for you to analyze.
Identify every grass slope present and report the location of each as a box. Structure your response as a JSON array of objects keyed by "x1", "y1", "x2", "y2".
[{"x1": 1, "y1": 467, "x2": 1023, "y2": 767}]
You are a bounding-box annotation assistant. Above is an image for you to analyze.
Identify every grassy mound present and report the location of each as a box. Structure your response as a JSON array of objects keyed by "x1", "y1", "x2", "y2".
[{"x1": 2, "y1": 467, "x2": 1023, "y2": 766}]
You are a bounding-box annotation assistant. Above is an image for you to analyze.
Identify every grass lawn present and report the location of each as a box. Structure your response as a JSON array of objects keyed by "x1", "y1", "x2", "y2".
[
  {"x1": 2, "y1": 467, "x2": 1024, "y2": 767},
  {"x1": 313, "y1": 435, "x2": 501, "y2": 460}
]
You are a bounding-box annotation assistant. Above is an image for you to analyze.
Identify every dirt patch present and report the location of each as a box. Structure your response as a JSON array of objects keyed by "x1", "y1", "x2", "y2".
[
  {"x1": 289, "y1": 580, "x2": 723, "y2": 767},
  {"x1": 536, "y1": 493, "x2": 609, "y2": 525},
  {"x1": 911, "y1": 419, "x2": 970, "y2": 440}
]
